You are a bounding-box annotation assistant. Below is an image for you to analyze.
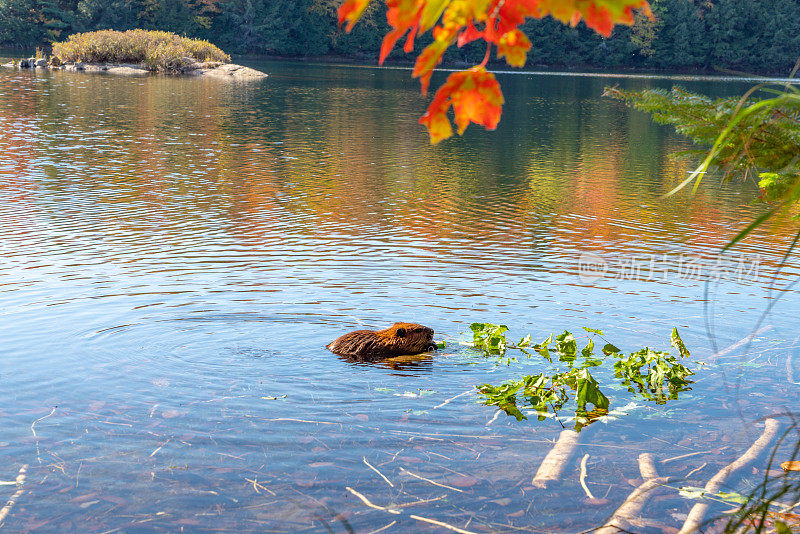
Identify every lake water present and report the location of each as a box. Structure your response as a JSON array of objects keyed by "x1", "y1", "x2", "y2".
[{"x1": 1, "y1": 57, "x2": 799, "y2": 532}]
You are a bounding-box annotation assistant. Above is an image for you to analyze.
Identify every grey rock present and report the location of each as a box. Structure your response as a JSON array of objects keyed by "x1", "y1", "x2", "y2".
[
  {"x1": 197, "y1": 63, "x2": 268, "y2": 80},
  {"x1": 19, "y1": 59, "x2": 30, "y2": 68},
  {"x1": 105, "y1": 66, "x2": 149, "y2": 76},
  {"x1": 35, "y1": 58, "x2": 47, "y2": 68}
]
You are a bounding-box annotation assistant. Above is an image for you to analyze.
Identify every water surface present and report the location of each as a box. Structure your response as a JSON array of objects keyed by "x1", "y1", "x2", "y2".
[{"x1": 1, "y1": 58, "x2": 798, "y2": 532}]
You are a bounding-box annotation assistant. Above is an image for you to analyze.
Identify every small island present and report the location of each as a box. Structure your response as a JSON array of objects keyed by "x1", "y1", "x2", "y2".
[{"x1": 2, "y1": 29, "x2": 267, "y2": 80}]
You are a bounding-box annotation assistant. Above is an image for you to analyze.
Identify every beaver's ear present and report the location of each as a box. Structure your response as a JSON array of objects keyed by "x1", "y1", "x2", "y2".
[{"x1": 395, "y1": 327, "x2": 407, "y2": 338}]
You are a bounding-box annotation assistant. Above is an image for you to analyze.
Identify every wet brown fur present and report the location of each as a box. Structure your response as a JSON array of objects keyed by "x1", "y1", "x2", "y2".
[{"x1": 326, "y1": 322, "x2": 435, "y2": 362}]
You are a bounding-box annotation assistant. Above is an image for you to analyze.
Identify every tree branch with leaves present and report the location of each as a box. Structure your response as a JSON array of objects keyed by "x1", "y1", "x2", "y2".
[{"x1": 338, "y1": 0, "x2": 652, "y2": 143}]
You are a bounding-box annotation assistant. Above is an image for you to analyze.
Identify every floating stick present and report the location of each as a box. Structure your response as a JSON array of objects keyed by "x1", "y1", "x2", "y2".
[
  {"x1": 712, "y1": 325, "x2": 773, "y2": 360},
  {"x1": 346, "y1": 487, "x2": 401, "y2": 515},
  {"x1": 662, "y1": 447, "x2": 728, "y2": 464},
  {"x1": 485, "y1": 410, "x2": 501, "y2": 426},
  {"x1": 31, "y1": 407, "x2": 56, "y2": 465},
  {"x1": 684, "y1": 462, "x2": 707, "y2": 480},
  {"x1": 364, "y1": 520, "x2": 397, "y2": 534},
  {"x1": 579, "y1": 454, "x2": 595, "y2": 499},
  {"x1": 433, "y1": 390, "x2": 473, "y2": 409},
  {"x1": 409, "y1": 514, "x2": 478, "y2": 534},
  {"x1": 678, "y1": 418, "x2": 780, "y2": 534},
  {"x1": 0, "y1": 465, "x2": 28, "y2": 525},
  {"x1": 399, "y1": 468, "x2": 465, "y2": 493},
  {"x1": 363, "y1": 456, "x2": 394, "y2": 487},
  {"x1": 532, "y1": 429, "x2": 580, "y2": 488}
]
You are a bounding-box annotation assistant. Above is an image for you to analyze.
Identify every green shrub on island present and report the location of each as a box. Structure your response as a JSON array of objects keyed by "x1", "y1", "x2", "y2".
[{"x1": 51, "y1": 30, "x2": 230, "y2": 71}]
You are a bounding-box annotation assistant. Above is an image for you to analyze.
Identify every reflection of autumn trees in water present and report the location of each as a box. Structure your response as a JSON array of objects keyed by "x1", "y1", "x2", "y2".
[
  {"x1": 0, "y1": 75, "x2": 42, "y2": 235},
  {"x1": 0, "y1": 68, "x2": 785, "y2": 262}
]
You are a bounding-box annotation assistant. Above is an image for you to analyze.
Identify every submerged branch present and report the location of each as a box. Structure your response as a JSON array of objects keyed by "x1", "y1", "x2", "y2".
[
  {"x1": 678, "y1": 418, "x2": 780, "y2": 534},
  {"x1": 532, "y1": 429, "x2": 580, "y2": 489},
  {"x1": 0, "y1": 465, "x2": 28, "y2": 525},
  {"x1": 596, "y1": 454, "x2": 670, "y2": 534}
]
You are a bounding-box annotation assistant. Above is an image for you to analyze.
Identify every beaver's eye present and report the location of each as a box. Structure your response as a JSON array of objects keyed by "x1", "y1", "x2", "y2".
[{"x1": 395, "y1": 327, "x2": 406, "y2": 338}]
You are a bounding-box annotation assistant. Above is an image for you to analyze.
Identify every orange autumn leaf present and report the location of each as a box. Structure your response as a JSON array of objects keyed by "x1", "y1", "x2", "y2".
[
  {"x1": 379, "y1": 28, "x2": 406, "y2": 63},
  {"x1": 456, "y1": 20, "x2": 482, "y2": 47},
  {"x1": 497, "y1": 28, "x2": 531, "y2": 67},
  {"x1": 337, "y1": 0, "x2": 372, "y2": 32},
  {"x1": 378, "y1": 0, "x2": 424, "y2": 63},
  {"x1": 412, "y1": 39, "x2": 449, "y2": 93},
  {"x1": 419, "y1": 67, "x2": 504, "y2": 144},
  {"x1": 490, "y1": 0, "x2": 540, "y2": 39},
  {"x1": 536, "y1": 0, "x2": 651, "y2": 37}
]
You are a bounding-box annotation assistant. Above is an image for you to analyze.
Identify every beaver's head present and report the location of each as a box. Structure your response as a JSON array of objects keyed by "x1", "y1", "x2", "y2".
[
  {"x1": 327, "y1": 322, "x2": 435, "y2": 361},
  {"x1": 380, "y1": 322, "x2": 435, "y2": 353}
]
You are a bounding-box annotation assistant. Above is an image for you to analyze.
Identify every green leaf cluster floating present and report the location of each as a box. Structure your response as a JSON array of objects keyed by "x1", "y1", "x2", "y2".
[
  {"x1": 474, "y1": 325, "x2": 695, "y2": 431},
  {"x1": 470, "y1": 323, "x2": 511, "y2": 354},
  {"x1": 611, "y1": 347, "x2": 693, "y2": 404}
]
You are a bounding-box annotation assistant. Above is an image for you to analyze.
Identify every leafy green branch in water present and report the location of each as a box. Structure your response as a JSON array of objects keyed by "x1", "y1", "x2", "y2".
[
  {"x1": 604, "y1": 84, "x2": 800, "y2": 249},
  {"x1": 474, "y1": 324, "x2": 694, "y2": 431}
]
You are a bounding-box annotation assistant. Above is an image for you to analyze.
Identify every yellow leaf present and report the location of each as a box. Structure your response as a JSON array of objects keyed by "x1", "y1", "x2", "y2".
[{"x1": 420, "y1": 0, "x2": 451, "y2": 32}]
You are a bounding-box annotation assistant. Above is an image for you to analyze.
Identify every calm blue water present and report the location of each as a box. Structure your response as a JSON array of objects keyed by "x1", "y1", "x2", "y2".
[{"x1": 0, "y1": 57, "x2": 798, "y2": 532}]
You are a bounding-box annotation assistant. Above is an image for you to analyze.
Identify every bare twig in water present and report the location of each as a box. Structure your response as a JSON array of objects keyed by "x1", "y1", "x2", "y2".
[
  {"x1": 395, "y1": 494, "x2": 448, "y2": 508},
  {"x1": 712, "y1": 325, "x2": 773, "y2": 360},
  {"x1": 266, "y1": 418, "x2": 339, "y2": 425},
  {"x1": 399, "y1": 468, "x2": 465, "y2": 493},
  {"x1": 596, "y1": 455, "x2": 670, "y2": 534},
  {"x1": 684, "y1": 462, "x2": 707, "y2": 480},
  {"x1": 0, "y1": 465, "x2": 27, "y2": 525},
  {"x1": 678, "y1": 418, "x2": 780, "y2": 534},
  {"x1": 345, "y1": 487, "x2": 401, "y2": 514},
  {"x1": 433, "y1": 390, "x2": 474, "y2": 409},
  {"x1": 364, "y1": 520, "x2": 397, "y2": 534},
  {"x1": 363, "y1": 457, "x2": 394, "y2": 487},
  {"x1": 149, "y1": 438, "x2": 171, "y2": 457},
  {"x1": 661, "y1": 447, "x2": 729, "y2": 464},
  {"x1": 532, "y1": 429, "x2": 580, "y2": 489},
  {"x1": 485, "y1": 410, "x2": 501, "y2": 426},
  {"x1": 245, "y1": 477, "x2": 277, "y2": 496},
  {"x1": 31, "y1": 407, "x2": 56, "y2": 464},
  {"x1": 409, "y1": 514, "x2": 478, "y2": 534},
  {"x1": 377, "y1": 448, "x2": 405, "y2": 468},
  {"x1": 579, "y1": 454, "x2": 595, "y2": 499}
]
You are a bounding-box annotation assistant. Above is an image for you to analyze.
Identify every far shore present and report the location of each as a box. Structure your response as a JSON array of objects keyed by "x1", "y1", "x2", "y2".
[
  {"x1": 240, "y1": 52, "x2": 798, "y2": 81},
  {"x1": 2, "y1": 49, "x2": 797, "y2": 83}
]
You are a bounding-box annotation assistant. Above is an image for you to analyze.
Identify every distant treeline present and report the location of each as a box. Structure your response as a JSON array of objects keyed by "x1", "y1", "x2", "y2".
[{"x1": 2, "y1": 0, "x2": 799, "y2": 74}]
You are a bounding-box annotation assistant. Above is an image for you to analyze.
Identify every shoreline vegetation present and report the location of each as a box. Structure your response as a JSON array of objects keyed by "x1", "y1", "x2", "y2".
[
  {"x1": 1, "y1": 0, "x2": 797, "y2": 76},
  {"x1": 1, "y1": 30, "x2": 267, "y2": 79}
]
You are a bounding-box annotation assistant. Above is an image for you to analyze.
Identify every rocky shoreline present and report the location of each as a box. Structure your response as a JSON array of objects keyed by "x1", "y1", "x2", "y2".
[{"x1": 2, "y1": 56, "x2": 267, "y2": 80}]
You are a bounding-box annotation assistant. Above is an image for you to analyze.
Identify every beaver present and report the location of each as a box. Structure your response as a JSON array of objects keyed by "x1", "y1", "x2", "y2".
[{"x1": 326, "y1": 322, "x2": 436, "y2": 362}]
